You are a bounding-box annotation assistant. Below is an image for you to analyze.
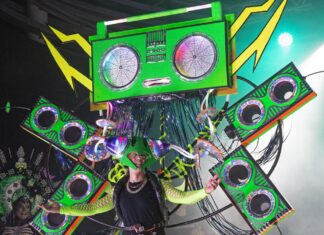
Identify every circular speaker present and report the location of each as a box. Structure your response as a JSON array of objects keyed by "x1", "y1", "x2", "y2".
[
  {"x1": 224, "y1": 160, "x2": 252, "y2": 187},
  {"x1": 237, "y1": 100, "x2": 265, "y2": 126},
  {"x1": 34, "y1": 106, "x2": 58, "y2": 130},
  {"x1": 42, "y1": 212, "x2": 68, "y2": 229},
  {"x1": 100, "y1": 46, "x2": 140, "y2": 89},
  {"x1": 174, "y1": 35, "x2": 217, "y2": 79},
  {"x1": 66, "y1": 174, "x2": 92, "y2": 200},
  {"x1": 60, "y1": 122, "x2": 86, "y2": 146},
  {"x1": 84, "y1": 136, "x2": 110, "y2": 162},
  {"x1": 269, "y1": 76, "x2": 297, "y2": 103},
  {"x1": 247, "y1": 189, "x2": 275, "y2": 218}
]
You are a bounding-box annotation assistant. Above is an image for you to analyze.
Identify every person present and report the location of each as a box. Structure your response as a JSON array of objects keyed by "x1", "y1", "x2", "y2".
[
  {"x1": 39, "y1": 137, "x2": 221, "y2": 234},
  {"x1": 2, "y1": 196, "x2": 34, "y2": 235}
]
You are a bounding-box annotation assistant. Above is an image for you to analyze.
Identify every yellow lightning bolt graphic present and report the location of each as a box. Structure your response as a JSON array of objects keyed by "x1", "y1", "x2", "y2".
[
  {"x1": 41, "y1": 33, "x2": 93, "y2": 91},
  {"x1": 230, "y1": 0, "x2": 287, "y2": 74},
  {"x1": 49, "y1": 26, "x2": 92, "y2": 57},
  {"x1": 230, "y1": 0, "x2": 276, "y2": 38}
]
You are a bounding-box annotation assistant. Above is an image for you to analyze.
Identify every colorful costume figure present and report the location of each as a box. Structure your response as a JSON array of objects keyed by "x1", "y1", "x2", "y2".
[
  {"x1": 60, "y1": 173, "x2": 207, "y2": 234},
  {"x1": 42, "y1": 137, "x2": 220, "y2": 234}
]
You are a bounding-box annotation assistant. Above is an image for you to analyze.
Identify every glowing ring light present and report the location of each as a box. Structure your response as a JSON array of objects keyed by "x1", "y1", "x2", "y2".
[
  {"x1": 60, "y1": 122, "x2": 86, "y2": 146},
  {"x1": 195, "y1": 139, "x2": 222, "y2": 161},
  {"x1": 174, "y1": 35, "x2": 217, "y2": 79},
  {"x1": 100, "y1": 46, "x2": 140, "y2": 89},
  {"x1": 96, "y1": 119, "x2": 117, "y2": 130},
  {"x1": 66, "y1": 173, "x2": 92, "y2": 200},
  {"x1": 269, "y1": 76, "x2": 297, "y2": 104},
  {"x1": 104, "y1": 136, "x2": 129, "y2": 157},
  {"x1": 34, "y1": 106, "x2": 58, "y2": 130},
  {"x1": 237, "y1": 99, "x2": 265, "y2": 126},
  {"x1": 223, "y1": 159, "x2": 252, "y2": 187},
  {"x1": 42, "y1": 211, "x2": 68, "y2": 230},
  {"x1": 84, "y1": 136, "x2": 110, "y2": 162},
  {"x1": 246, "y1": 189, "x2": 275, "y2": 219},
  {"x1": 148, "y1": 139, "x2": 171, "y2": 158}
]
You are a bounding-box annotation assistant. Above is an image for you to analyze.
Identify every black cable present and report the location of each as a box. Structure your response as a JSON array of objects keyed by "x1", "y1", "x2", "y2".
[
  {"x1": 166, "y1": 204, "x2": 233, "y2": 228},
  {"x1": 0, "y1": 106, "x2": 31, "y2": 111},
  {"x1": 276, "y1": 223, "x2": 283, "y2": 235},
  {"x1": 304, "y1": 70, "x2": 324, "y2": 78},
  {"x1": 86, "y1": 216, "x2": 127, "y2": 231},
  {"x1": 85, "y1": 204, "x2": 235, "y2": 230},
  {"x1": 267, "y1": 120, "x2": 283, "y2": 177},
  {"x1": 237, "y1": 76, "x2": 258, "y2": 88},
  {"x1": 45, "y1": 145, "x2": 55, "y2": 192}
]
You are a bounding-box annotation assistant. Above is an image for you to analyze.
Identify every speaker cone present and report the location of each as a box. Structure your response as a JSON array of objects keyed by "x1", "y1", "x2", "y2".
[
  {"x1": 34, "y1": 106, "x2": 58, "y2": 130},
  {"x1": 238, "y1": 100, "x2": 265, "y2": 126},
  {"x1": 269, "y1": 76, "x2": 297, "y2": 103},
  {"x1": 60, "y1": 122, "x2": 86, "y2": 146},
  {"x1": 66, "y1": 173, "x2": 92, "y2": 200},
  {"x1": 100, "y1": 46, "x2": 140, "y2": 89},
  {"x1": 42, "y1": 212, "x2": 67, "y2": 229},
  {"x1": 224, "y1": 160, "x2": 252, "y2": 187},
  {"x1": 247, "y1": 189, "x2": 275, "y2": 218},
  {"x1": 174, "y1": 35, "x2": 217, "y2": 79}
]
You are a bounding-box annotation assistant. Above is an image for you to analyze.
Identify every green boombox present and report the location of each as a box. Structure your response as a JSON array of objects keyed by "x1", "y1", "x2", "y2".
[{"x1": 89, "y1": 2, "x2": 234, "y2": 102}]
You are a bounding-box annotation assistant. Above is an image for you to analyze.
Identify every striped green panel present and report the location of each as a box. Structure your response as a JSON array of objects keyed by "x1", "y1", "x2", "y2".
[
  {"x1": 209, "y1": 146, "x2": 293, "y2": 234},
  {"x1": 30, "y1": 163, "x2": 105, "y2": 234},
  {"x1": 224, "y1": 63, "x2": 315, "y2": 143},
  {"x1": 22, "y1": 97, "x2": 97, "y2": 158}
]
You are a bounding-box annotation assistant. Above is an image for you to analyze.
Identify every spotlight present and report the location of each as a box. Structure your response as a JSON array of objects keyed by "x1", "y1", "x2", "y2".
[{"x1": 278, "y1": 32, "x2": 293, "y2": 47}]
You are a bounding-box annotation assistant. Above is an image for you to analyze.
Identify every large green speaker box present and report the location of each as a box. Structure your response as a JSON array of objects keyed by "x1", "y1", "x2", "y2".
[
  {"x1": 224, "y1": 63, "x2": 316, "y2": 145},
  {"x1": 89, "y1": 2, "x2": 234, "y2": 102},
  {"x1": 21, "y1": 97, "x2": 97, "y2": 159},
  {"x1": 209, "y1": 146, "x2": 293, "y2": 234},
  {"x1": 30, "y1": 163, "x2": 108, "y2": 235}
]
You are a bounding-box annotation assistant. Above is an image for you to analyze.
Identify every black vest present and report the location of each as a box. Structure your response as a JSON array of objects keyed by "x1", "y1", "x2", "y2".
[{"x1": 113, "y1": 171, "x2": 169, "y2": 224}]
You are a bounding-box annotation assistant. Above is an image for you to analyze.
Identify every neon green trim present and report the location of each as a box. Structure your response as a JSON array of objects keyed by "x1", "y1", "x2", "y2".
[
  {"x1": 60, "y1": 185, "x2": 114, "y2": 216},
  {"x1": 161, "y1": 180, "x2": 207, "y2": 204}
]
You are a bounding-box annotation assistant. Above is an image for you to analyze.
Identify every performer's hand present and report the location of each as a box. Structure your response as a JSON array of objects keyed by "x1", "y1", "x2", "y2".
[
  {"x1": 204, "y1": 174, "x2": 221, "y2": 194},
  {"x1": 38, "y1": 199, "x2": 61, "y2": 213}
]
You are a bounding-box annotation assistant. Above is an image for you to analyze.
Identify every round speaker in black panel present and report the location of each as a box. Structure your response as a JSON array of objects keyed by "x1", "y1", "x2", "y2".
[
  {"x1": 269, "y1": 76, "x2": 297, "y2": 103},
  {"x1": 174, "y1": 34, "x2": 217, "y2": 79},
  {"x1": 224, "y1": 160, "x2": 252, "y2": 187},
  {"x1": 42, "y1": 212, "x2": 68, "y2": 229},
  {"x1": 247, "y1": 189, "x2": 275, "y2": 218},
  {"x1": 237, "y1": 100, "x2": 265, "y2": 126},
  {"x1": 60, "y1": 122, "x2": 86, "y2": 146},
  {"x1": 34, "y1": 106, "x2": 58, "y2": 130},
  {"x1": 66, "y1": 173, "x2": 92, "y2": 200}
]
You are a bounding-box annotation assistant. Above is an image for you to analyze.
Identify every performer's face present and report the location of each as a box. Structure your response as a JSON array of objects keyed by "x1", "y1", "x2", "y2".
[
  {"x1": 14, "y1": 200, "x2": 31, "y2": 221},
  {"x1": 128, "y1": 152, "x2": 147, "y2": 169}
]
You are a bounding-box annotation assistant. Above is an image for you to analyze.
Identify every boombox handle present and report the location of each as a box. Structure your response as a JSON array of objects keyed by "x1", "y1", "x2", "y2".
[{"x1": 103, "y1": 3, "x2": 220, "y2": 26}]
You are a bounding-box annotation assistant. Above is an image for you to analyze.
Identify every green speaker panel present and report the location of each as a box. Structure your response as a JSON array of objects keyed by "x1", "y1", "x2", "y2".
[
  {"x1": 209, "y1": 147, "x2": 293, "y2": 234},
  {"x1": 89, "y1": 2, "x2": 233, "y2": 102},
  {"x1": 30, "y1": 163, "x2": 108, "y2": 235},
  {"x1": 21, "y1": 97, "x2": 97, "y2": 159},
  {"x1": 224, "y1": 63, "x2": 316, "y2": 145}
]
